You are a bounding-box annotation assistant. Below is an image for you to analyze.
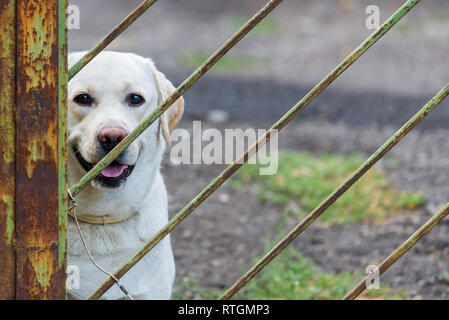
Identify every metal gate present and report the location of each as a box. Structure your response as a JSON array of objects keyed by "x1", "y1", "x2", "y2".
[{"x1": 1, "y1": 0, "x2": 448, "y2": 300}]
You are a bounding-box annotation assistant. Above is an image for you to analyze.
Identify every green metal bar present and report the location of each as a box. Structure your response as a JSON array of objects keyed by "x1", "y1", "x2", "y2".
[
  {"x1": 58, "y1": 0, "x2": 68, "y2": 288},
  {"x1": 87, "y1": 0, "x2": 421, "y2": 300},
  {"x1": 68, "y1": 0, "x2": 158, "y2": 80},
  {"x1": 69, "y1": 0, "x2": 284, "y2": 198},
  {"x1": 343, "y1": 202, "x2": 449, "y2": 300},
  {"x1": 219, "y1": 83, "x2": 449, "y2": 300}
]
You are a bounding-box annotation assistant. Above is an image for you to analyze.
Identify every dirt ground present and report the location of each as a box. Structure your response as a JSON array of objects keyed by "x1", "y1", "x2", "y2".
[
  {"x1": 164, "y1": 121, "x2": 449, "y2": 299},
  {"x1": 68, "y1": 0, "x2": 449, "y2": 299}
]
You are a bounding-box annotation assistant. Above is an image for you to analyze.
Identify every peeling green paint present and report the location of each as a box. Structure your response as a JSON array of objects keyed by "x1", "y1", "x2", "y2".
[
  {"x1": 57, "y1": 0, "x2": 68, "y2": 274},
  {"x1": 14, "y1": 0, "x2": 66, "y2": 299},
  {"x1": 0, "y1": 0, "x2": 17, "y2": 300},
  {"x1": 0, "y1": 32, "x2": 15, "y2": 166},
  {"x1": 30, "y1": 249, "x2": 54, "y2": 293},
  {"x1": 3, "y1": 195, "x2": 15, "y2": 244}
]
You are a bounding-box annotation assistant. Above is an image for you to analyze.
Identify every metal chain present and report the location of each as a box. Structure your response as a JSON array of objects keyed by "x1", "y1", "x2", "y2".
[{"x1": 67, "y1": 190, "x2": 134, "y2": 300}]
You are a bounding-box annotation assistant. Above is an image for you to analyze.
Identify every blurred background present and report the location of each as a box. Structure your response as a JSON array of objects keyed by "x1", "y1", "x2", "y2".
[{"x1": 69, "y1": 0, "x2": 449, "y2": 299}]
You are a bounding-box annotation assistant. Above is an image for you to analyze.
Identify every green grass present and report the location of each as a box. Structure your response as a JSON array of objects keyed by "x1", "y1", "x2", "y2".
[
  {"x1": 395, "y1": 22, "x2": 424, "y2": 36},
  {"x1": 231, "y1": 151, "x2": 427, "y2": 225},
  {"x1": 172, "y1": 274, "x2": 221, "y2": 300},
  {"x1": 178, "y1": 16, "x2": 279, "y2": 71},
  {"x1": 230, "y1": 16, "x2": 280, "y2": 36},
  {"x1": 172, "y1": 151, "x2": 420, "y2": 300},
  {"x1": 178, "y1": 52, "x2": 270, "y2": 71},
  {"x1": 234, "y1": 244, "x2": 405, "y2": 300},
  {"x1": 173, "y1": 238, "x2": 406, "y2": 300},
  {"x1": 232, "y1": 220, "x2": 402, "y2": 300},
  {"x1": 443, "y1": 272, "x2": 449, "y2": 283}
]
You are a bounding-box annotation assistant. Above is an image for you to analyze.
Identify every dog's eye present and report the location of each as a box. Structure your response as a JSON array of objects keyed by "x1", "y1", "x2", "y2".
[
  {"x1": 127, "y1": 93, "x2": 145, "y2": 107},
  {"x1": 74, "y1": 94, "x2": 93, "y2": 106}
]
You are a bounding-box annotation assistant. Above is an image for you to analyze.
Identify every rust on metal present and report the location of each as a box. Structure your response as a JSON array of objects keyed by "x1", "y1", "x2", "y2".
[
  {"x1": 15, "y1": 0, "x2": 66, "y2": 299},
  {"x1": 0, "y1": 0, "x2": 17, "y2": 300},
  {"x1": 57, "y1": 0, "x2": 68, "y2": 276}
]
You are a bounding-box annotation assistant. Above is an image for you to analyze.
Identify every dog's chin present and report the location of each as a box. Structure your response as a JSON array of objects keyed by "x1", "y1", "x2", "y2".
[{"x1": 73, "y1": 146, "x2": 135, "y2": 189}]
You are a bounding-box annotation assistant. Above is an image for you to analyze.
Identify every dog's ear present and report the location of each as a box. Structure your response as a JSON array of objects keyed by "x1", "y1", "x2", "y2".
[{"x1": 147, "y1": 59, "x2": 184, "y2": 145}]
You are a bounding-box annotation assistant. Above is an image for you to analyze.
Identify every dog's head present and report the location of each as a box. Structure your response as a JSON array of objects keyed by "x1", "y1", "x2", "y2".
[{"x1": 68, "y1": 51, "x2": 183, "y2": 189}]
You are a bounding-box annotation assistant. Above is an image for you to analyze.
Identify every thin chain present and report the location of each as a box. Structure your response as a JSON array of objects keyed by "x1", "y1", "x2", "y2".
[{"x1": 67, "y1": 190, "x2": 134, "y2": 300}]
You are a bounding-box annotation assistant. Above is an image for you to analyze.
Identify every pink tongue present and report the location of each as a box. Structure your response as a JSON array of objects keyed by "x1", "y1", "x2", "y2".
[{"x1": 101, "y1": 162, "x2": 129, "y2": 178}]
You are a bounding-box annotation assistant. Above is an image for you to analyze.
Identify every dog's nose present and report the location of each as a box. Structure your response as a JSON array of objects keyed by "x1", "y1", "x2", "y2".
[{"x1": 98, "y1": 126, "x2": 127, "y2": 152}]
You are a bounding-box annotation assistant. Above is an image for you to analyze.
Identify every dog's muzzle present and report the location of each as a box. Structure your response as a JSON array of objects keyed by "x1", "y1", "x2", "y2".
[{"x1": 73, "y1": 144, "x2": 135, "y2": 188}]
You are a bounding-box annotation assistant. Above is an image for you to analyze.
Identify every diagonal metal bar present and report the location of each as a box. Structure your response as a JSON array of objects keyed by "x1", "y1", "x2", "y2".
[
  {"x1": 87, "y1": 0, "x2": 422, "y2": 299},
  {"x1": 68, "y1": 0, "x2": 284, "y2": 198},
  {"x1": 219, "y1": 83, "x2": 449, "y2": 300},
  {"x1": 68, "y1": 0, "x2": 158, "y2": 80},
  {"x1": 343, "y1": 201, "x2": 449, "y2": 300}
]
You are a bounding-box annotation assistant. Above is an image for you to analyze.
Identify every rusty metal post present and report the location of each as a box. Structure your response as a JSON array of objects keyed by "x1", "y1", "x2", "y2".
[
  {"x1": 0, "y1": 0, "x2": 67, "y2": 299},
  {"x1": 0, "y1": 0, "x2": 17, "y2": 300}
]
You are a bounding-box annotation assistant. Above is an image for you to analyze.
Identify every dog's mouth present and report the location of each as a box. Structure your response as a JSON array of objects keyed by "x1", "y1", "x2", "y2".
[{"x1": 73, "y1": 146, "x2": 135, "y2": 188}]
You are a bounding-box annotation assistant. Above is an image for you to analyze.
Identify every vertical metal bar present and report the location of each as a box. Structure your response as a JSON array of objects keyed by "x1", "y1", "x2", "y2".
[
  {"x1": 344, "y1": 202, "x2": 449, "y2": 300},
  {"x1": 0, "y1": 0, "x2": 17, "y2": 300},
  {"x1": 57, "y1": 0, "x2": 68, "y2": 291},
  {"x1": 15, "y1": 0, "x2": 66, "y2": 299}
]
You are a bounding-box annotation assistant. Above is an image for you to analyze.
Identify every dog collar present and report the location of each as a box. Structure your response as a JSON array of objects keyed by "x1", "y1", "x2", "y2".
[{"x1": 68, "y1": 211, "x2": 137, "y2": 225}]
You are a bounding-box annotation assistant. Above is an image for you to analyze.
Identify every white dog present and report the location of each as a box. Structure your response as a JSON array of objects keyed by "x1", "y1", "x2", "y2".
[{"x1": 67, "y1": 51, "x2": 183, "y2": 299}]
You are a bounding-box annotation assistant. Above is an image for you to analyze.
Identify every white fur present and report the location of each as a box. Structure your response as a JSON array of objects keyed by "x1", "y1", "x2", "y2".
[{"x1": 67, "y1": 51, "x2": 182, "y2": 300}]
